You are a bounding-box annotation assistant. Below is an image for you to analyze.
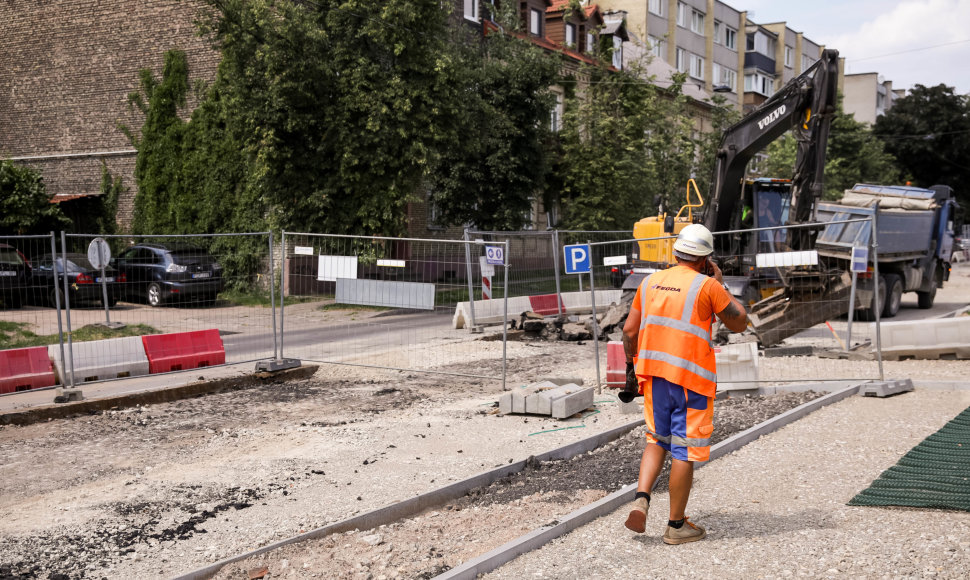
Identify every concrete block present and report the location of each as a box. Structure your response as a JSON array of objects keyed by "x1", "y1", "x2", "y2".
[
  {"x1": 498, "y1": 392, "x2": 513, "y2": 415},
  {"x1": 860, "y1": 378, "x2": 914, "y2": 397},
  {"x1": 538, "y1": 377, "x2": 584, "y2": 386},
  {"x1": 551, "y1": 386, "x2": 594, "y2": 419},
  {"x1": 525, "y1": 383, "x2": 582, "y2": 415},
  {"x1": 880, "y1": 317, "x2": 970, "y2": 360},
  {"x1": 48, "y1": 336, "x2": 150, "y2": 384}
]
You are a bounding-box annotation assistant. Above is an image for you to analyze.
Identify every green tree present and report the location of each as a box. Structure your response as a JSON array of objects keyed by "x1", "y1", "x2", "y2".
[
  {"x1": 92, "y1": 162, "x2": 125, "y2": 235},
  {"x1": 427, "y1": 8, "x2": 559, "y2": 231},
  {"x1": 0, "y1": 160, "x2": 70, "y2": 235},
  {"x1": 200, "y1": 0, "x2": 459, "y2": 236},
  {"x1": 873, "y1": 84, "x2": 970, "y2": 204}
]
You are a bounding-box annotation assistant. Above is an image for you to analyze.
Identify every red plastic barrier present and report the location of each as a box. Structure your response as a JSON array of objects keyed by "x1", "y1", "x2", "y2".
[
  {"x1": 141, "y1": 329, "x2": 225, "y2": 374},
  {"x1": 528, "y1": 294, "x2": 565, "y2": 316},
  {"x1": 606, "y1": 341, "x2": 625, "y2": 387},
  {"x1": 0, "y1": 346, "x2": 57, "y2": 394}
]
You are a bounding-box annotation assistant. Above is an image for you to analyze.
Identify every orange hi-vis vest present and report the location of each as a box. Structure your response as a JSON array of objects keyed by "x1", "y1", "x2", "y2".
[{"x1": 634, "y1": 265, "x2": 718, "y2": 397}]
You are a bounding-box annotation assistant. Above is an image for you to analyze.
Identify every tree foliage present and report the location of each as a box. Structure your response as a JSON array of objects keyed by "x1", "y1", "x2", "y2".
[
  {"x1": 873, "y1": 84, "x2": 970, "y2": 205},
  {"x1": 758, "y1": 98, "x2": 901, "y2": 200},
  {"x1": 0, "y1": 160, "x2": 70, "y2": 235},
  {"x1": 427, "y1": 16, "x2": 559, "y2": 231}
]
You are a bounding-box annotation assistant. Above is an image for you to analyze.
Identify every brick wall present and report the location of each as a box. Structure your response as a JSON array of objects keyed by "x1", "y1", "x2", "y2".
[{"x1": 0, "y1": 0, "x2": 219, "y2": 226}]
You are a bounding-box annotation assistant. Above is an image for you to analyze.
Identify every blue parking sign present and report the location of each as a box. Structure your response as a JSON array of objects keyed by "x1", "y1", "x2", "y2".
[{"x1": 564, "y1": 244, "x2": 591, "y2": 274}]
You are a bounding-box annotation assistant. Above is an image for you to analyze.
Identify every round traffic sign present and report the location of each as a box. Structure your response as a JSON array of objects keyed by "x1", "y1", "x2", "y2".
[{"x1": 87, "y1": 238, "x2": 112, "y2": 270}]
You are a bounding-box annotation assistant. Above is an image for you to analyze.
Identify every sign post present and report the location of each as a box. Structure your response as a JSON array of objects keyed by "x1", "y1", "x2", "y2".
[
  {"x1": 846, "y1": 246, "x2": 869, "y2": 350},
  {"x1": 87, "y1": 237, "x2": 114, "y2": 326}
]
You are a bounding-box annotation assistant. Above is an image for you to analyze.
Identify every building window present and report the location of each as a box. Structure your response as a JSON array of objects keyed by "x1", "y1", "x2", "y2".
[
  {"x1": 612, "y1": 35, "x2": 623, "y2": 69},
  {"x1": 649, "y1": 0, "x2": 663, "y2": 16},
  {"x1": 566, "y1": 22, "x2": 576, "y2": 46},
  {"x1": 748, "y1": 31, "x2": 775, "y2": 57},
  {"x1": 690, "y1": 8, "x2": 705, "y2": 34},
  {"x1": 676, "y1": 2, "x2": 687, "y2": 27},
  {"x1": 744, "y1": 72, "x2": 774, "y2": 97},
  {"x1": 714, "y1": 63, "x2": 737, "y2": 89},
  {"x1": 463, "y1": 0, "x2": 478, "y2": 22},
  {"x1": 676, "y1": 47, "x2": 687, "y2": 73},
  {"x1": 785, "y1": 46, "x2": 793, "y2": 68},
  {"x1": 648, "y1": 35, "x2": 664, "y2": 58},
  {"x1": 802, "y1": 54, "x2": 815, "y2": 70},
  {"x1": 587, "y1": 31, "x2": 595, "y2": 53},
  {"x1": 724, "y1": 26, "x2": 736, "y2": 50},
  {"x1": 530, "y1": 8, "x2": 542, "y2": 36},
  {"x1": 689, "y1": 53, "x2": 704, "y2": 80},
  {"x1": 550, "y1": 90, "x2": 564, "y2": 132},
  {"x1": 713, "y1": 21, "x2": 721, "y2": 44}
]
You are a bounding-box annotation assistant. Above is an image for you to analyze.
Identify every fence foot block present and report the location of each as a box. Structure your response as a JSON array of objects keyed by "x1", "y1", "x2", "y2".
[{"x1": 255, "y1": 359, "x2": 303, "y2": 373}]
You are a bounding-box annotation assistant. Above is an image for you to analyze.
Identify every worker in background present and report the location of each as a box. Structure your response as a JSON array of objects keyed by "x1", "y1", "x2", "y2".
[{"x1": 619, "y1": 224, "x2": 748, "y2": 544}]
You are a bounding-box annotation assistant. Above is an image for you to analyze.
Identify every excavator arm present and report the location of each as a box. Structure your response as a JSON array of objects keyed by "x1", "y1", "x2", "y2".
[{"x1": 703, "y1": 49, "x2": 840, "y2": 249}]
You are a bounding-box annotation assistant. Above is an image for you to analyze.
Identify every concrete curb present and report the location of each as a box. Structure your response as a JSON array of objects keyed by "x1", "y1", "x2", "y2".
[
  {"x1": 0, "y1": 365, "x2": 319, "y2": 426},
  {"x1": 434, "y1": 383, "x2": 863, "y2": 580},
  {"x1": 172, "y1": 418, "x2": 645, "y2": 580}
]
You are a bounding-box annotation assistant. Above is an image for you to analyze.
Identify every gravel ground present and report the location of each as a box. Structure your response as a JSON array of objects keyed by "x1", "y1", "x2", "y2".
[
  {"x1": 486, "y1": 389, "x2": 970, "y2": 580},
  {"x1": 1, "y1": 267, "x2": 969, "y2": 579}
]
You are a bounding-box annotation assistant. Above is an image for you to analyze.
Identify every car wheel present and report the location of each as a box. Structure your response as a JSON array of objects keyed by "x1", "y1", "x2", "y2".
[
  {"x1": 49, "y1": 288, "x2": 64, "y2": 309},
  {"x1": 881, "y1": 273, "x2": 902, "y2": 318},
  {"x1": 104, "y1": 295, "x2": 118, "y2": 308},
  {"x1": 147, "y1": 282, "x2": 163, "y2": 307}
]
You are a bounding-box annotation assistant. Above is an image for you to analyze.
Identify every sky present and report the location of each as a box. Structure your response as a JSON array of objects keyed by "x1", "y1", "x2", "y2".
[{"x1": 739, "y1": 0, "x2": 970, "y2": 95}]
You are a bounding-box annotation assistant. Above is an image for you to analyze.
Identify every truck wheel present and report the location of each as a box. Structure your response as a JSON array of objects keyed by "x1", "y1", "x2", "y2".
[
  {"x1": 857, "y1": 277, "x2": 886, "y2": 321},
  {"x1": 882, "y1": 274, "x2": 902, "y2": 318},
  {"x1": 917, "y1": 284, "x2": 937, "y2": 309}
]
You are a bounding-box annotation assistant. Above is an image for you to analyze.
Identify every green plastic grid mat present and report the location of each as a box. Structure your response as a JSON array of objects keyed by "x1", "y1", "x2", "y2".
[{"x1": 848, "y1": 404, "x2": 970, "y2": 512}]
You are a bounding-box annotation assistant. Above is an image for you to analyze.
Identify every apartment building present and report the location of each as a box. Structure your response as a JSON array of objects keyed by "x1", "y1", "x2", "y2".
[
  {"x1": 842, "y1": 72, "x2": 895, "y2": 125},
  {"x1": 598, "y1": 0, "x2": 832, "y2": 113}
]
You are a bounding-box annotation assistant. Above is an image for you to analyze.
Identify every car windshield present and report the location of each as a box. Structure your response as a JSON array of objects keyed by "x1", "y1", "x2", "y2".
[{"x1": 0, "y1": 248, "x2": 24, "y2": 265}]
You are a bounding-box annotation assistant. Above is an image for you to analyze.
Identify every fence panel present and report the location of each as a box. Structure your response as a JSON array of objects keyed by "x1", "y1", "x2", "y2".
[
  {"x1": 587, "y1": 218, "x2": 883, "y2": 389},
  {"x1": 51, "y1": 232, "x2": 277, "y2": 386},
  {"x1": 0, "y1": 233, "x2": 64, "y2": 394},
  {"x1": 281, "y1": 232, "x2": 508, "y2": 383}
]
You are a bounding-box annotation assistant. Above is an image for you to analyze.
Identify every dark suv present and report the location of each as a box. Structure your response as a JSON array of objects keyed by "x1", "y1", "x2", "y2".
[
  {"x1": 114, "y1": 243, "x2": 223, "y2": 306},
  {"x1": 0, "y1": 243, "x2": 31, "y2": 309}
]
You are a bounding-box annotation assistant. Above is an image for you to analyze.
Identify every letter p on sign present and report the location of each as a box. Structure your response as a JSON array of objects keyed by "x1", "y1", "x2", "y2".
[{"x1": 564, "y1": 244, "x2": 591, "y2": 274}]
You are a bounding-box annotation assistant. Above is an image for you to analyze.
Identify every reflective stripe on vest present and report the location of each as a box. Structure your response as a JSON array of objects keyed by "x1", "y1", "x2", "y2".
[
  {"x1": 646, "y1": 429, "x2": 711, "y2": 448},
  {"x1": 640, "y1": 273, "x2": 712, "y2": 346}
]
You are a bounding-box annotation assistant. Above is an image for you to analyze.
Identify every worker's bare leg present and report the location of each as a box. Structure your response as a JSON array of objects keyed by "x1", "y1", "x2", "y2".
[
  {"x1": 667, "y1": 458, "x2": 694, "y2": 520},
  {"x1": 637, "y1": 442, "x2": 667, "y2": 493}
]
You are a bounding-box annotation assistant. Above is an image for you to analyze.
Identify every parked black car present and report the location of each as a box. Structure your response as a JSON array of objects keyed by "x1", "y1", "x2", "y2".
[
  {"x1": 31, "y1": 253, "x2": 125, "y2": 308},
  {"x1": 0, "y1": 243, "x2": 31, "y2": 309},
  {"x1": 113, "y1": 243, "x2": 223, "y2": 307}
]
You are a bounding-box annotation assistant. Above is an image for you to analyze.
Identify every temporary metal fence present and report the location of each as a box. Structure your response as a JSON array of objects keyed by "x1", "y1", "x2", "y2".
[
  {"x1": 463, "y1": 229, "x2": 629, "y2": 322},
  {"x1": 0, "y1": 231, "x2": 277, "y2": 392},
  {"x1": 280, "y1": 232, "x2": 509, "y2": 386},
  {"x1": 583, "y1": 217, "x2": 884, "y2": 389}
]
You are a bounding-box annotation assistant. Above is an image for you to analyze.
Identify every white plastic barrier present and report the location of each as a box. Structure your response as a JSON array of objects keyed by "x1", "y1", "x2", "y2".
[
  {"x1": 48, "y1": 336, "x2": 151, "y2": 384},
  {"x1": 879, "y1": 316, "x2": 970, "y2": 360},
  {"x1": 452, "y1": 289, "x2": 624, "y2": 329},
  {"x1": 715, "y1": 341, "x2": 760, "y2": 390}
]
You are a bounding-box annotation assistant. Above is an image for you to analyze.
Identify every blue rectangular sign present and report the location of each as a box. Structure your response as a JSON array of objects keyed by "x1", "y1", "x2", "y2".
[{"x1": 564, "y1": 244, "x2": 591, "y2": 274}]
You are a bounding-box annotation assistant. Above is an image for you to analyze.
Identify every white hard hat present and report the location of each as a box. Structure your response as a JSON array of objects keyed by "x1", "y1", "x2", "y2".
[{"x1": 673, "y1": 224, "x2": 714, "y2": 257}]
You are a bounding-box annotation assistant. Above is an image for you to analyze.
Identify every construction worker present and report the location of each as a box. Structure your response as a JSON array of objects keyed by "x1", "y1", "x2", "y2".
[{"x1": 620, "y1": 223, "x2": 748, "y2": 544}]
